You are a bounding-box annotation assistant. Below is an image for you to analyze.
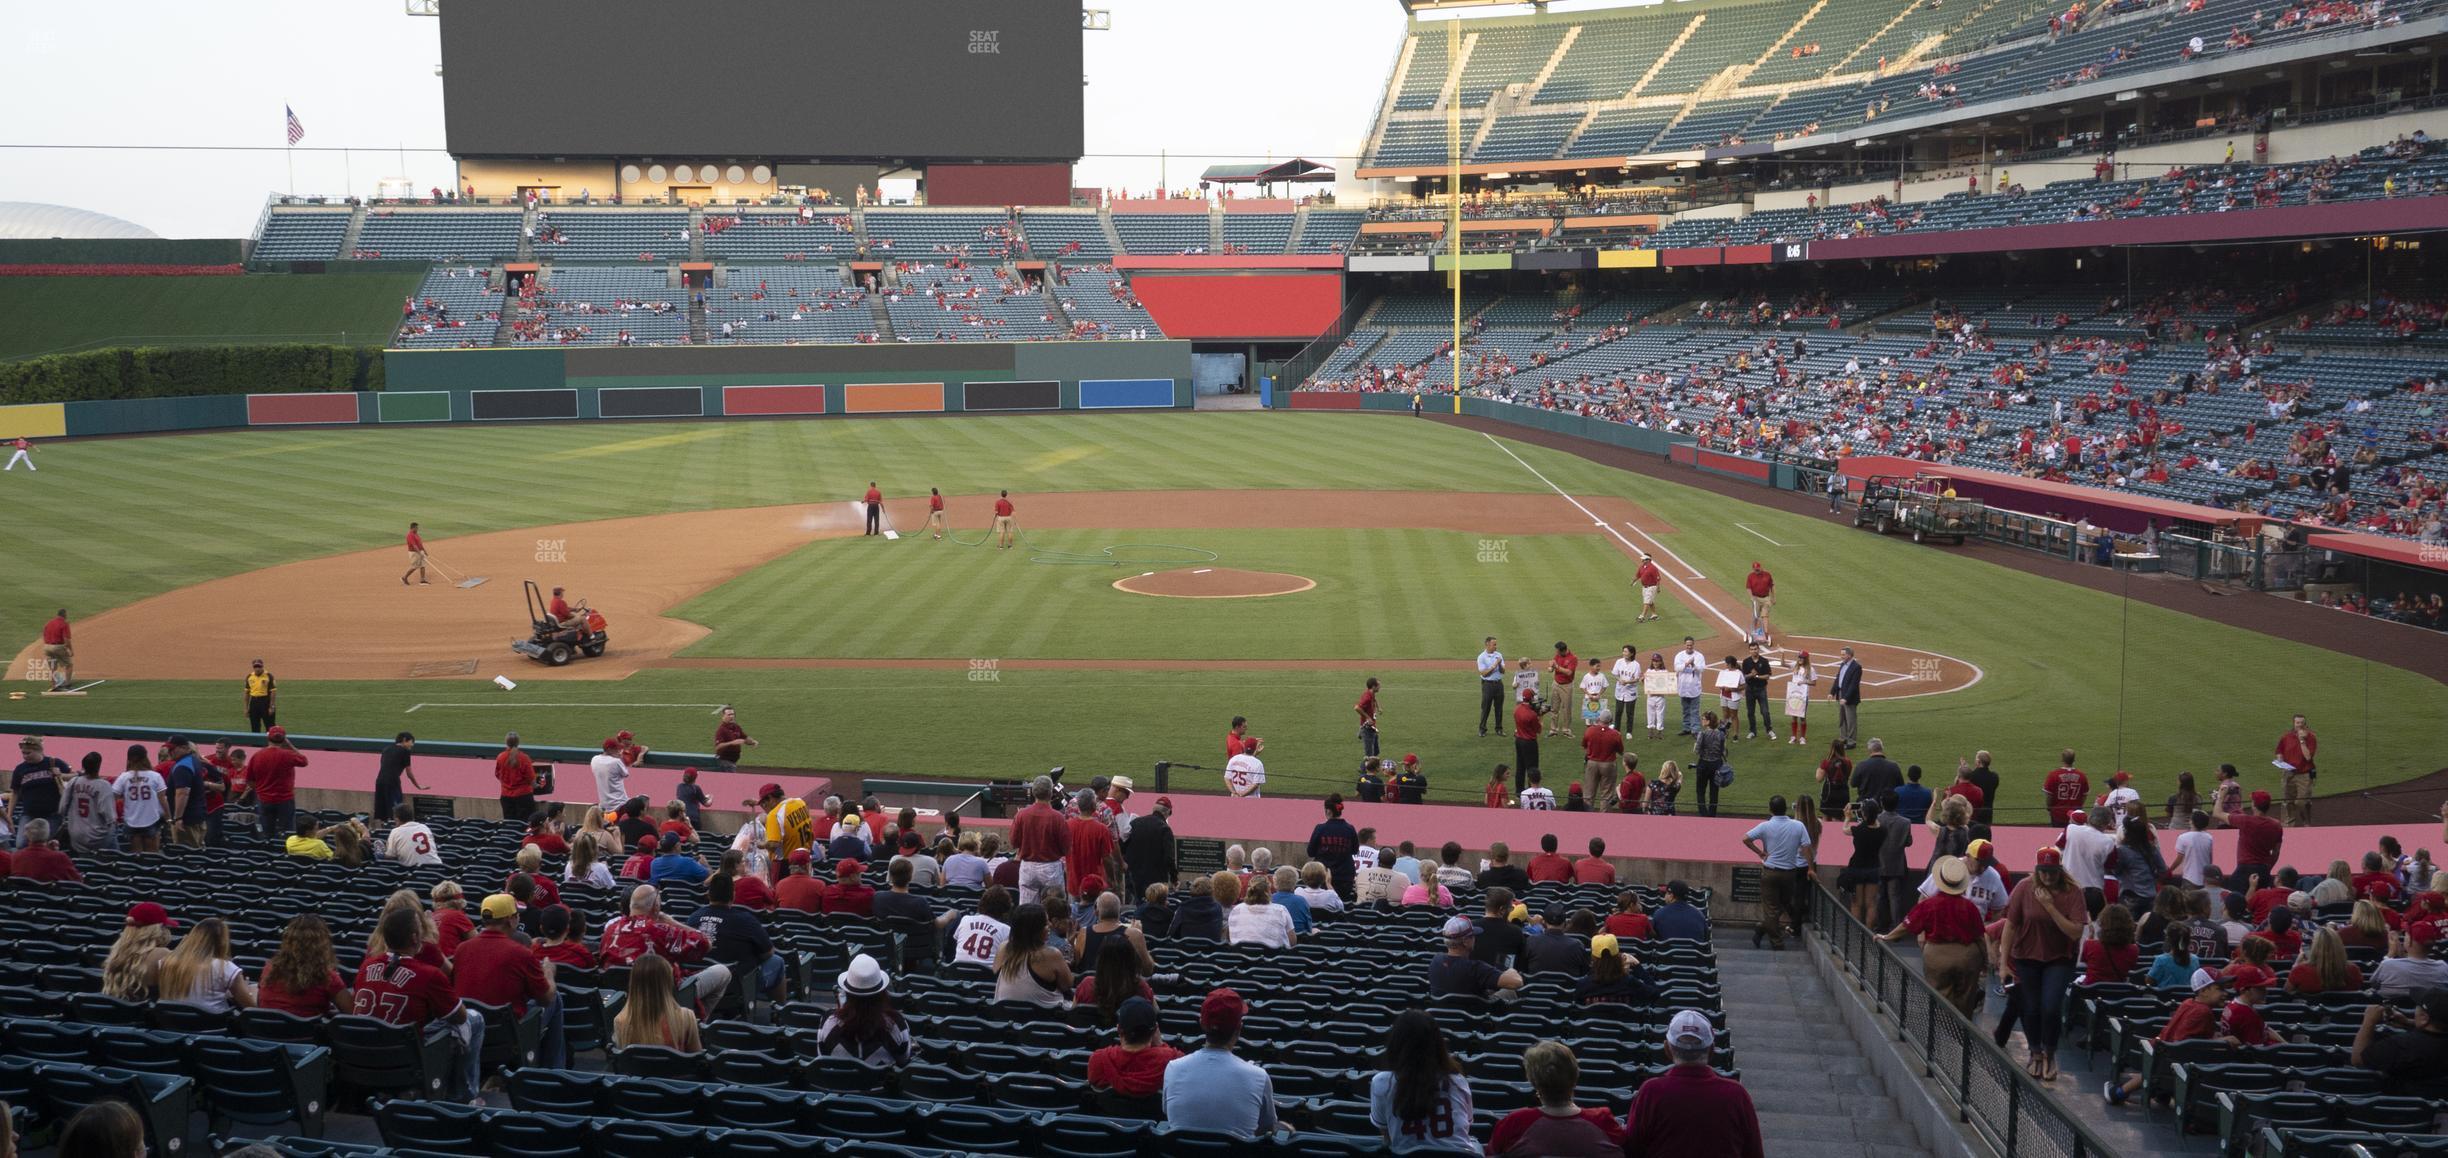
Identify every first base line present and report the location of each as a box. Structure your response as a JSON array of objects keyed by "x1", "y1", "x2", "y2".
[{"x1": 406, "y1": 702, "x2": 729, "y2": 714}]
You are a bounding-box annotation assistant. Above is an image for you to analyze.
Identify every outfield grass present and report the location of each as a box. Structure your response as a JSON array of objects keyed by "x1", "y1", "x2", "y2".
[
  {"x1": 0, "y1": 273, "x2": 425, "y2": 360},
  {"x1": 5, "y1": 413, "x2": 2444, "y2": 812},
  {"x1": 675, "y1": 529, "x2": 1709, "y2": 659}
]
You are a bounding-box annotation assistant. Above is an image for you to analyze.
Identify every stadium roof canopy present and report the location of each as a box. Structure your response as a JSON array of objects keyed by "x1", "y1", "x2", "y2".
[
  {"x1": 1200, "y1": 159, "x2": 1335, "y2": 185},
  {"x1": 0, "y1": 202, "x2": 160, "y2": 240}
]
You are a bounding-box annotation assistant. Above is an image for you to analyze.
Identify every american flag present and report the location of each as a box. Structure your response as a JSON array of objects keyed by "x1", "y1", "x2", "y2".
[{"x1": 285, "y1": 106, "x2": 305, "y2": 146}]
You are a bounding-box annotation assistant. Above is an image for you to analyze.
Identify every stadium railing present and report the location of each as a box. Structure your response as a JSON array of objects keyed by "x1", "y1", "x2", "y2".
[
  {"x1": 0, "y1": 719, "x2": 721, "y2": 771},
  {"x1": 1811, "y1": 881, "x2": 2123, "y2": 1158}
]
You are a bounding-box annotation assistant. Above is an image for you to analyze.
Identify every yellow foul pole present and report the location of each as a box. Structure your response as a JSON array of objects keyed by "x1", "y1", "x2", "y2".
[{"x1": 1447, "y1": 18, "x2": 1463, "y2": 413}]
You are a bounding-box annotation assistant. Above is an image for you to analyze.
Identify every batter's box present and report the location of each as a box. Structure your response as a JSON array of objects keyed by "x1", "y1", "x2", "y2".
[{"x1": 409, "y1": 659, "x2": 481, "y2": 678}]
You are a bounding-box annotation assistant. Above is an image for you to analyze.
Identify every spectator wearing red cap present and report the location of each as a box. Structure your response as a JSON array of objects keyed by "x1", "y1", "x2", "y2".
[
  {"x1": 1225, "y1": 737, "x2": 1268, "y2": 798},
  {"x1": 102, "y1": 903, "x2": 177, "y2": 1001},
  {"x1": 590, "y1": 738, "x2": 630, "y2": 814},
  {"x1": 614, "y1": 834, "x2": 655, "y2": 882},
  {"x1": 245, "y1": 726, "x2": 308, "y2": 840},
  {"x1": 775, "y1": 850, "x2": 826, "y2": 911},
  {"x1": 1392, "y1": 754, "x2": 1429, "y2": 804},
  {"x1": 2000, "y1": 845, "x2": 2088, "y2": 1081},
  {"x1": 1162, "y1": 988, "x2": 1282, "y2": 1136},
  {"x1": 2220, "y1": 965, "x2": 2282, "y2": 1046},
  {"x1": 2275, "y1": 714, "x2": 2319, "y2": 826},
  {"x1": 2226, "y1": 790, "x2": 2285, "y2": 887},
  {"x1": 2097, "y1": 770, "x2": 2139, "y2": 823},
  {"x1": 2375, "y1": 919, "x2": 2448, "y2": 996},
  {"x1": 822, "y1": 860, "x2": 876, "y2": 916}
]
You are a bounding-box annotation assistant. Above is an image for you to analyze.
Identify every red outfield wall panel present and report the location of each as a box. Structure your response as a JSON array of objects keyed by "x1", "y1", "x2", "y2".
[
  {"x1": 247, "y1": 392, "x2": 360, "y2": 425},
  {"x1": 1130, "y1": 274, "x2": 1343, "y2": 341},
  {"x1": 721, "y1": 384, "x2": 827, "y2": 416},
  {"x1": 1287, "y1": 392, "x2": 1364, "y2": 410},
  {"x1": 922, "y1": 163, "x2": 1073, "y2": 207}
]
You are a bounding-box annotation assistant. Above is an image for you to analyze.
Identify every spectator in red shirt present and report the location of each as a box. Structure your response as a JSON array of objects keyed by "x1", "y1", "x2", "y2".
[
  {"x1": 1879, "y1": 855, "x2": 1989, "y2": 1015},
  {"x1": 718, "y1": 851, "x2": 775, "y2": 910},
  {"x1": 775, "y1": 850, "x2": 827, "y2": 911},
  {"x1": 1513, "y1": 690, "x2": 1542, "y2": 795},
  {"x1": 1010, "y1": 776, "x2": 1070, "y2": 907},
  {"x1": 244, "y1": 727, "x2": 308, "y2": 840},
  {"x1": 257, "y1": 914, "x2": 351, "y2": 1018},
  {"x1": 1087, "y1": 996, "x2": 1181, "y2": 1108},
  {"x1": 1622, "y1": 1010, "x2": 1763, "y2": 1158},
  {"x1": 1488, "y1": 1041, "x2": 1626, "y2": 1157},
  {"x1": 600, "y1": 885, "x2": 733, "y2": 1010},
  {"x1": 1527, "y1": 834, "x2": 1575, "y2": 883},
  {"x1": 1605, "y1": 891, "x2": 1654, "y2": 940},
  {"x1": 1743, "y1": 562, "x2": 1775, "y2": 639},
  {"x1": 521, "y1": 814, "x2": 569, "y2": 856},
  {"x1": 2226, "y1": 790, "x2": 2285, "y2": 885},
  {"x1": 823, "y1": 860, "x2": 876, "y2": 916},
  {"x1": 2275, "y1": 715, "x2": 2318, "y2": 826},
  {"x1": 2042, "y1": 750, "x2": 2088, "y2": 827},
  {"x1": 531, "y1": 906, "x2": 595, "y2": 972},
  {"x1": 494, "y1": 733, "x2": 536, "y2": 822},
  {"x1": 353, "y1": 906, "x2": 484, "y2": 1101},
  {"x1": 2105, "y1": 969, "x2": 2230, "y2": 1104},
  {"x1": 1574, "y1": 838, "x2": 1618, "y2": 885},
  {"x1": 1942, "y1": 765, "x2": 1986, "y2": 816},
  {"x1": 2247, "y1": 866, "x2": 2299, "y2": 925},
  {"x1": 1066, "y1": 789, "x2": 1120, "y2": 896},
  {"x1": 2353, "y1": 852, "x2": 2402, "y2": 903},
  {"x1": 1582, "y1": 718, "x2": 1624, "y2": 809},
  {"x1": 9, "y1": 819, "x2": 82, "y2": 882},
  {"x1": 1226, "y1": 716, "x2": 1249, "y2": 759},
  {"x1": 455, "y1": 894, "x2": 565, "y2": 1066},
  {"x1": 2079, "y1": 904, "x2": 2140, "y2": 984}
]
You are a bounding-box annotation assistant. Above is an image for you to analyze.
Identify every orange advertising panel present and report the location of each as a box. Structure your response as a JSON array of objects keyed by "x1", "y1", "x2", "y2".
[{"x1": 843, "y1": 383, "x2": 946, "y2": 414}]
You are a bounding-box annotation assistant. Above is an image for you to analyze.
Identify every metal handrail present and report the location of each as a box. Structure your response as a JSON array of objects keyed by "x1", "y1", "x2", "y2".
[{"x1": 1810, "y1": 880, "x2": 2125, "y2": 1157}]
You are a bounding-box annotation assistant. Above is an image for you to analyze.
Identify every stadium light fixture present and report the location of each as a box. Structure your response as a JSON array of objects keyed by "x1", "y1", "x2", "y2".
[
  {"x1": 1082, "y1": 8, "x2": 1112, "y2": 30},
  {"x1": 404, "y1": 0, "x2": 438, "y2": 14}
]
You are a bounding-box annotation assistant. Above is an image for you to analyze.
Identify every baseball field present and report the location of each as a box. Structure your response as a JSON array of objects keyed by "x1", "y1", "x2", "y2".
[{"x1": 5, "y1": 409, "x2": 2443, "y2": 815}]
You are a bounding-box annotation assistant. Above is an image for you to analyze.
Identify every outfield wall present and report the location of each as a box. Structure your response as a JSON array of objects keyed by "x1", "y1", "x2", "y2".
[{"x1": 7, "y1": 341, "x2": 1194, "y2": 438}]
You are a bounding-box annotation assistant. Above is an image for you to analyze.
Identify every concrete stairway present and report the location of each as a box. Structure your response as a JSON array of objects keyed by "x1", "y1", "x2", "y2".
[{"x1": 1715, "y1": 936, "x2": 1926, "y2": 1158}]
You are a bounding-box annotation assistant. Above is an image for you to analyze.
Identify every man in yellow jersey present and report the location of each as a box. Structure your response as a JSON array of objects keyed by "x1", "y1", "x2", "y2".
[
  {"x1": 752, "y1": 783, "x2": 814, "y2": 856},
  {"x1": 243, "y1": 659, "x2": 278, "y2": 733}
]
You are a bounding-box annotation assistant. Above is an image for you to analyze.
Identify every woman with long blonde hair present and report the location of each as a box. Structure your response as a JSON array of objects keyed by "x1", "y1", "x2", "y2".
[
  {"x1": 100, "y1": 907, "x2": 174, "y2": 1001},
  {"x1": 2288, "y1": 925, "x2": 2364, "y2": 995},
  {"x1": 1647, "y1": 760, "x2": 1682, "y2": 816},
  {"x1": 159, "y1": 917, "x2": 255, "y2": 1012},
  {"x1": 565, "y1": 835, "x2": 615, "y2": 888},
  {"x1": 367, "y1": 889, "x2": 441, "y2": 965},
  {"x1": 580, "y1": 807, "x2": 623, "y2": 858},
  {"x1": 612, "y1": 954, "x2": 701, "y2": 1052},
  {"x1": 2343, "y1": 899, "x2": 2393, "y2": 951}
]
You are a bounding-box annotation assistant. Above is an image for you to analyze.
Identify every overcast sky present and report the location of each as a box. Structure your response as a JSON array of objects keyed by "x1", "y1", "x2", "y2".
[{"x1": 1, "y1": 0, "x2": 1432, "y2": 238}]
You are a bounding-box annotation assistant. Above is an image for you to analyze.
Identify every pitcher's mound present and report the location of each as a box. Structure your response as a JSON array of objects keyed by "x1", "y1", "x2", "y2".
[{"x1": 1114, "y1": 568, "x2": 1316, "y2": 599}]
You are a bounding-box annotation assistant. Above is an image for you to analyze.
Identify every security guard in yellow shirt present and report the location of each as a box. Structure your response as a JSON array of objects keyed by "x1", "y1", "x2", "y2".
[{"x1": 243, "y1": 660, "x2": 277, "y2": 733}]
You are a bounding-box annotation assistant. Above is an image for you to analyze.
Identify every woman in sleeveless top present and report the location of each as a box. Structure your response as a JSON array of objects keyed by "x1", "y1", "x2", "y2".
[
  {"x1": 613, "y1": 953, "x2": 702, "y2": 1052},
  {"x1": 993, "y1": 906, "x2": 1072, "y2": 1008}
]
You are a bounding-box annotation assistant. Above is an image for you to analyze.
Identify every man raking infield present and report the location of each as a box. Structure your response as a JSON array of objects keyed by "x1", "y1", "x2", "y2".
[
  {"x1": 38, "y1": 608, "x2": 72, "y2": 692},
  {"x1": 402, "y1": 522, "x2": 429, "y2": 586}
]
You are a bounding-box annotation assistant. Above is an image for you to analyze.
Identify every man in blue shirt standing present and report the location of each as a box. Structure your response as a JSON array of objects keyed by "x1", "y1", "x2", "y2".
[
  {"x1": 1742, "y1": 796, "x2": 1814, "y2": 950},
  {"x1": 162, "y1": 736, "x2": 211, "y2": 849},
  {"x1": 1476, "y1": 637, "x2": 1506, "y2": 737},
  {"x1": 1162, "y1": 988, "x2": 1282, "y2": 1137}
]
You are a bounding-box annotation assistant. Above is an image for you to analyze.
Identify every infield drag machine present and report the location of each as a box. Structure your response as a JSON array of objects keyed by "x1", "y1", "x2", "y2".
[
  {"x1": 512, "y1": 579, "x2": 608, "y2": 666},
  {"x1": 1853, "y1": 475, "x2": 1984, "y2": 545}
]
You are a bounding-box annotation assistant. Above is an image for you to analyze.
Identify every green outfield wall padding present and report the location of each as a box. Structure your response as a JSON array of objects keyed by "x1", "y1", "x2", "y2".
[
  {"x1": 65, "y1": 394, "x2": 251, "y2": 437},
  {"x1": 384, "y1": 347, "x2": 570, "y2": 391}
]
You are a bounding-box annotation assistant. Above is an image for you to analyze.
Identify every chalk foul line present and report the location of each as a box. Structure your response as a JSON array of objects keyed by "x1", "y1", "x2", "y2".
[
  {"x1": 407, "y1": 702, "x2": 729, "y2": 714},
  {"x1": 1481, "y1": 433, "x2": 1745, "y2": 638},
  {"x1": 1734, "y1": 523, "x2": 1786, "y2": 547}
]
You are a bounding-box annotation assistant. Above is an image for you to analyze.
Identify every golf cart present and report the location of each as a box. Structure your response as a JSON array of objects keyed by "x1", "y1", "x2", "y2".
[
  {"x1": 1853, "y1": 475, "x2": 1984, "y2": 545},
  {"x1": 512, "y1": 579, "x2": 608, "y2": 666}
]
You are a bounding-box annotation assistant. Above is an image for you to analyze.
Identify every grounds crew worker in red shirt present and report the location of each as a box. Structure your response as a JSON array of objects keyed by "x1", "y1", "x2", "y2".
[
  {"x1": 993, "y1": 490, "x2": 1017, "y2": 549},
  {"x1": 39, "y1": 608, "x2": 71, "y2": 690},
  {"x1": 402, "y1": 522, "x2": 429, "y2": 586},
  {"x1": 1744, "y1": 563, "x2": 1775, "y2": 640},
  {"x1": 863, "y1": 482, "x2": 884, "y2": 536},
  {"x1": 2275, "y1": 714, "x2": 2318, "y2": 826},
  {"x1": 1635, "y1": 556, "x2": 1662, "y2": 622},
  {"x1": 925, "y1": 487, "x2": 947, "y2": 540}
]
